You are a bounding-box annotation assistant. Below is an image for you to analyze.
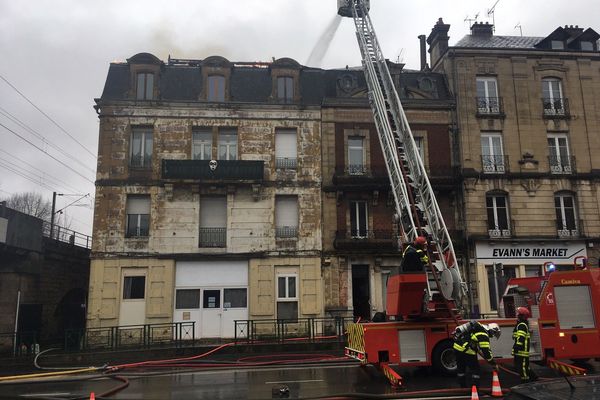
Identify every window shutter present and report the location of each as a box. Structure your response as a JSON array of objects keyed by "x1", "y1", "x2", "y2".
[
  {"x1": 126, "y1": 196, "x2": 150, "y2": 214},
  {"x1": 200, "y1": 197, "x2": 227, "y2": 227},
  {"x1": 276, "y1": 197, "x2": 298, "y2": 228},
  {"x1": 275, "y1": 129, "x2": 297, "y2": 159}
]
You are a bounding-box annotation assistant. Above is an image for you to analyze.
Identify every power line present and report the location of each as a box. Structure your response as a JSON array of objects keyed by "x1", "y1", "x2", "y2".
[
  {"x1": 0, "y1": 74, "x2": 96, "y2": 158},
  {"x1": 0, "y1": 160, "x2": 56, "y2": 192},
  {"x1": 0, "y1": 106, "x2": 96, "y2": 174},
  {"x1": 0, "y1": 122, "x2": 95, "y2": 184}
]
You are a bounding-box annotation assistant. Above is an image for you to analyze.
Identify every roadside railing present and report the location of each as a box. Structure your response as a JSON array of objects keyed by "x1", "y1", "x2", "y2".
[
  {"x1": 234, "y1": 317, "x2": 354, "y2": 344},
  {"x1": 64, "y1": 322, "x2": 195, "y2": 351},
  {"x1": 0, "y1": 331, "x2": 37, "y2": 356},
  {"x1": 42, "y1": 221, "x2": 92, "y2": 249}
]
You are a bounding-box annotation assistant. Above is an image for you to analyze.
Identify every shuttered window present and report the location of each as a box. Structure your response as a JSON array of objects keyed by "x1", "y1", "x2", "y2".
[
  {"x1": 126, "y1": 195, "x2": 150, "y2": 237},
  {"x1": 555, "y1": 285, "x2": 595, "y2": 329},
  {"x1": 275, "y1": 129, "x2": 297, "y2": 169},
  {"x1": 275, "y1": 196, "x2": 298, "y2": 238},
  {"x1": 199, "y1": 197, "x2": 227, "y2": 247}
]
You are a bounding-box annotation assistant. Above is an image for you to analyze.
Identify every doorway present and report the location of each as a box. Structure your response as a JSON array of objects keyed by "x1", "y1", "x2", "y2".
[{"x1": 352, "y1": 265, "x2": 371, "y2": 320}]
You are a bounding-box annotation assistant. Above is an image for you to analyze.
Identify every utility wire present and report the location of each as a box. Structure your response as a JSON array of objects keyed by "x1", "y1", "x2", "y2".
[
  {"x1": 0, "y1": 122, "x2": 94, "y2": 183},
  {"x1": 0, "y1": 74, "x2": 96, "y2": 158},
  {"x1": 0, "y1": 106, "x2": 96, "y2": 174},
  {"x1": 0, "y1": 160, "x2": 56, "y2": 192}
]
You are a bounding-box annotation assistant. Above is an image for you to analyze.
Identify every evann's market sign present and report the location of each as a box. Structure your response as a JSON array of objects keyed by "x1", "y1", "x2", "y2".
[{"x1": 475, "y1": 241, "x2": 586, "y2": 265}]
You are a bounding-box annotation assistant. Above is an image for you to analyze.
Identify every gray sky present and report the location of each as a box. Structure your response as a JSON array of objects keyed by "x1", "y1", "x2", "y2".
[{"x1": 1, "y1": 0, "x2": 598, "y2": 236}]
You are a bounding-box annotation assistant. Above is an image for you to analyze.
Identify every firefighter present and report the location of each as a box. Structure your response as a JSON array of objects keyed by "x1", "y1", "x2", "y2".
[
  {"x1": 513, "y1": 306, "x2": 537, "y2": 383},
  {"x1": 453, "y1": 321, "x2": 501, "y2": 388},
  {"x1": 400, "y1": 236, "x2": 429, "y2": 272}
]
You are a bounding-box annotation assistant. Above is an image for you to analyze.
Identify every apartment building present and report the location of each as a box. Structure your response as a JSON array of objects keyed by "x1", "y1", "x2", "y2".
[{"x1": 427, "y1": 20, "x2": 600, "y2": 315}]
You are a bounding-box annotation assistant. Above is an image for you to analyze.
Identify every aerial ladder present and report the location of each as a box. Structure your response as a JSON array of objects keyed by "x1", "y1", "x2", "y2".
[{"x1": 338, "y1": 0, "x2": 468, "y2": 319}]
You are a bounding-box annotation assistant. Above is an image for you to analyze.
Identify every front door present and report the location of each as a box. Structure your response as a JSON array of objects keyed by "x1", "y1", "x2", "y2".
[
  {"x1": 352, "y1": 265, "x2": 371, "y2": 320},
  {"x1": 201, "y1": 289, "x2": 222, "y2": 338},
  {"x1": 119, "y1": 270, "x2": 146, "y2": 326}
]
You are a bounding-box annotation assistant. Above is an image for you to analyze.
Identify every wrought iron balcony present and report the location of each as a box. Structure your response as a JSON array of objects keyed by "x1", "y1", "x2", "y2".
[
  {"x1": 476, "y1": 97, "x2": 504, "y2": 116},
  {"x1": 488, "y1": 228, "x2": 511, "y2": 238},
  {"x1": 162, "y1": 159, "x2": 264, "y2": 181},
  {"x1": 334, "y1": 230, "x2": 397, "y2": 250},
  {"x1": 347, "y1": 164, "x2": 368, "y2": 176},
  {"x1": 556, "y1": 219, "x2": 582, "y2": 238},
  {"x1": 275, "y1": 226, "x2": 298, "y2": 239},
  {"x1": 275, "y1": 157, "x2": 297, "y2": 169},
  {"x1": 542, "y1": 97, "x2": 569, "y2": 118},
  {"x1": 548, "y1": 155, "x2": 575, "y2": 174},
  {"x1": 481, "y1": 155, "x2": 508, "y2": 174},
  {"x1": 199, "y1": 227, "x2": 226, "y2": 248}
]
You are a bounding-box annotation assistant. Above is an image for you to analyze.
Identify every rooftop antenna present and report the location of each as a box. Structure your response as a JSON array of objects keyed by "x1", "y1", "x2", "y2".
[
  {"x1": 395, "y1": 48, "x2": 405, "y2": 64},
  {"x1": 487, "y1": 0, "x2": 500, "y2": 32},
  {"x1": 514, "y1": 22, "x2": 523, "y2": 36},
  {"x1": 464, "y1": 12, "x2": 480, "y2": 28}
]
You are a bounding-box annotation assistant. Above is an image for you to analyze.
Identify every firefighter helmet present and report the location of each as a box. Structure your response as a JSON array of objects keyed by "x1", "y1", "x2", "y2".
[
  {"x1": 517, "y1": 306, "x2": 530, "y2": 320},
  {"x1": 486, "y1": 322, "x2": 501, "y2": 339},
  {"x1": 414, "y1": 236, "x2": 427, "y2": 246}
]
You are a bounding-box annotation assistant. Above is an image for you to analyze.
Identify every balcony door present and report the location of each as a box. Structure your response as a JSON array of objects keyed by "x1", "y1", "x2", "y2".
[
  {"x1": 481, "y1": 134, "x2": 504, "y2": 173},
  {"x1": 542, "y1": 78, "x2": 564, "y2": 114},
  {"x1": 200, "y1": 197, "x2": 227, "y2": 247},
  {"x1": 348, "y1": 137, "x2": 365, "y2": 175},
  {"x1": 547, "y1": 134, "x2": 571, "y2": 173},
  {"x1": 476, "y1": 77, "x2": 499, "y2": 112},
  {"x1": 350, "y1": 201, "x2": 368, "y2": 238}
]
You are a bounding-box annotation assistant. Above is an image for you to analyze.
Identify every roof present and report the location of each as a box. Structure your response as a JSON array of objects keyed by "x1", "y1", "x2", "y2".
[{"x1": 454, "y1": 35, "x2": 543, "y2": 49}]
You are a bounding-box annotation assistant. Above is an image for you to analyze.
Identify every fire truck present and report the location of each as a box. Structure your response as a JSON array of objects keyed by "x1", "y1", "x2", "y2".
[{"x1": 337, "y1": 0, "x2": 600, "y2": 386}]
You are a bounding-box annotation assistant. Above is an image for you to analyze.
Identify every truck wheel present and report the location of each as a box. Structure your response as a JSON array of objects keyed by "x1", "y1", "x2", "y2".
[{"x1": 432, "y1": 340, "x2": 457, "y2": 375}]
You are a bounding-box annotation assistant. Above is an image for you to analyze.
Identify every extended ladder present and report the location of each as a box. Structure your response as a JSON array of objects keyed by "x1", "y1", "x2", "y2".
[{"x1": 348, "y1": 0, "x2": 468, "y2": 315}]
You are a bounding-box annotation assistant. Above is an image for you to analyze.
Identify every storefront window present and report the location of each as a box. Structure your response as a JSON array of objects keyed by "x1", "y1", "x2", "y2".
[{"x1": 486, "y1": 264, "x2": 516, "y2": 311}]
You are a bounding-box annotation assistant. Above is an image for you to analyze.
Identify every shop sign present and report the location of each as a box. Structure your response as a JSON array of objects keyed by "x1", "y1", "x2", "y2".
[{"x1": 475, "y1": 241, "x2": 586, "y2": 265}]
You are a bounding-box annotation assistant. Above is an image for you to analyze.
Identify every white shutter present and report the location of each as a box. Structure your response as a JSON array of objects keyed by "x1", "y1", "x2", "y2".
[
  {"x1": 275, "y1": 129, "x2": 297, "y2": 159},
  {"x1": 126, "y1": 196, "x2": 150, "y2": 214},
  {"x1": 200, "y1": 197, "x2": 227, "y2": 227},
  {"x1": 555, "y1": 285, "x2": 595, "y2": 329},
  {"x1": 276, "y1": 196, "x2": 298, "y2": 228}
]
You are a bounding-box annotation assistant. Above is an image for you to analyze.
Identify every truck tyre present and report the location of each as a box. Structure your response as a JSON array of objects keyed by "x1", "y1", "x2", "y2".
[{"x1": 432, "y1": 340, "x2": 457, "y2": 375}]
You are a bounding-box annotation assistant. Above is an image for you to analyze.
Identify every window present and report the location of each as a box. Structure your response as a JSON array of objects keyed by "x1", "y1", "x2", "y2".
[
  {"x1": 547, "y1": 134, "x2": 571, "y2": 173},
  {"x1": 126, "y1": 195, "x2": 150, "y2": 237},
  {"x1": 277, "y1": 275, "x2": 298, "y2": 320},
  {"x1": 123, "y1": 276, "x2": 145, "y2": 299},
  {"x1": 277, "y1": 76, "x2": 294, "y2": 103},
  {"x1": 275, "y1": 196, "x2": 298, "y2": 238},
  {"x1": 207, "y1": 75, "x2": 225, "y2": 102},
  {"x1": 551, "y1": 40, "x2": 565, "y2": 49},
  {"x1": 223, "y1": 288, "x2": 247, "y2": 308},
  {"x1": 199, "y1": 197, "x2": 227, "y2": 247},
  {"x1": 136, "y1": 73, "x2": 154, "y2": 100},
  {"x1": 476, "y1": 77, "x2": 499, "y2": 113},
  {"x1": 275, "y1": 128, "x2": 297, "y2": 169},
  {"x1": 486, "y1": 194, "x2": 510, "y2": 237},
  {"x1": 175, "y1": 289, "x2": 200, "y2": 309},
  {"x1": 542, "y1": 78, "x2": 565, "y2": 115},
  {"x1": 218, "y1": 128, "x2": 237, "y2": 160},
  {"x1": 348, "y1": 136, "x2": 366, "y2": 175},
  {"x1": 481, "y1": 134, "x2": 505, "y2": 173},
  {"x1": 130, "y1": 128, "x2": 153, "y2": 168},
  {"x1": 350, "y1": 200, "x2": 368, "y2": 238},
  {"x1": 580, "y1": 41, "x2": 594, "y2": 51},
  {"x1": 555, "y1": 193, "x2": 578, "y2": 237},
  {"x1": 192, "y1": 128, "x2": 212, "y2": 160},
  {"x1": 203, "y1": 289, "x2": 221, "y2": 309},
  {"x1": 486, "y1": 264, "x2": 516, "y2": 311},
  {"x1": 414, "y1": 137, "x2": 425, "y2": 162}
]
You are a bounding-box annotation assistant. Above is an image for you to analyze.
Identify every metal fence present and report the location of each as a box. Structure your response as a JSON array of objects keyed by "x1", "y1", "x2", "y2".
[
  {"x1": 234, "y1": 317, "x2": 354, "y2": 344},
  {"x1": 42, "y1": 221, "x2": 92, "y2": 249},
  {"x1": 64, "y1": 322, "x2": 195, "y2": 351},
  {"x1": 0, "y1": 331, "x2": 37, "y2": 356}
]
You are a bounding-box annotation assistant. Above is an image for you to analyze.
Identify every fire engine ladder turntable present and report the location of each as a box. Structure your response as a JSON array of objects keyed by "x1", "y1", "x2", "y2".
[{"x1": 348, "y1": 0, "x2": 468, "y2": 317}]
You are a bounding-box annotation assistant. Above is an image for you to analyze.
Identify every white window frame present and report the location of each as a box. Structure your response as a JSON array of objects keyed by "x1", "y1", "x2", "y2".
[
  {"x1": 275, "y1": 196, "x2": 298, "y2": 238},
  {"x1": 350, "y1": 200, "x2": 368, "y2": 238},
  {"x1": 542, "y1": 78, "x2": 564, "y2": 115},
  {"x1": 276, "y1": 274, "x2": 298, "y2": 320},
  {"x1": 199, "y1": 196, "x2": 227, "y2": 247},
  {"x1": 476, "y1": 77, "x2": 499, "y2": 113},
  {"x1": 192, "y1": 128, "x2": 212, "y2": 160},
  {"x1": 275, "y1": 128, "x2": 297, "y2": 169},
  {"x1": 130, "y1": 128, "x2": 153, "y2": 168},
  {"x1": 486, "y1": 194, "x2": 510, "y2": 237},
  {"x1": 348, "y1": 136, "x2": 365, "y2": 175},
  {"x1": 547, "y1": 133, "x2": 571, "y2": 174},
  {"x1": 413, "y1": 136, "x2": 425, "y2": 163},
  {"x1": 218, "y1": 128, "x2": 237, "y2": 160},
  {"x1": 481, "y1": 133, "x2": 505, "y2": 173},
  {"x1": 126, "y1": 195, "x2": 150, "y2": 237},
  {"x1": 555, "y1": 193, "x2": 578, "y2": 237}
]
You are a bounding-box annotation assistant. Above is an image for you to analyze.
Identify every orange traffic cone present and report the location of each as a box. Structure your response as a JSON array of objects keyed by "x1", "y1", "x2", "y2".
[
  {"x1": 89, "y1": 393, "x2": 95, "y2": 400},
  {"x1": 491, "y1": 370, "x2": 503, "y2": 397},
  {"x1": 470, "y1": 385, "x2": 479, "y2": 400}
]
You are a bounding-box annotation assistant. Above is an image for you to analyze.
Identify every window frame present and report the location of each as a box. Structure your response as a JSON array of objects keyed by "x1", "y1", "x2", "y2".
[
  {"x1": 350, "y1": 200, "x2": 368, "y2": 238},
  {"x1": 125, "y1": 195, "x2": 150, "y2": 238},
  {"x1": 192, "y1": 128, "x2": 213, "y2": 160},
  {"x1": 136, "y1": 72, "x2": 154, "y2": 100},
  {"x1": 275, "y1": 128, "x2": 298, "y2": 169},
  {"x1": 555, "y1": 192, "x2": 578, "y2": 236},
  {"x1": 347, "y1": 136, "x2": 366, "y2": 175},
  {"x1": 476, "y1": 77, "x2": 499, "y2": 113},
  {"x1": 276, "y1": 274, "x2": 298, "y2": 320},
  {"x1": 542, "y1": 78, "x2": 565, "y2": 115},
  {"x1": 481, "y1": 133, "x2": 505, "y2": 173},
  {"x1": 218, "y1": 128, "x2": 237, "y2": 161},
  {"x1": 175, "y1": 289, "x2": 201, "y2": 310},
  {"x1": 486, "y1": 193, "x2": 510, "y2": 237},
  {"x1": 130, "y1": 128, "x2": 153, "y2": 169},
  {"x1": 122, "y1": 276, "x2": 146, "y2": 300},
  {"x1": 275, "y1": 195, "x2": 299, "y2": 238},
  {"x1": 547, "y1": 133, "x2": 571, "y2": 173},
  {"x1": 277, "y1": 76, "x2": 294, "y2": 103},
  {"x1": 207, "y1": 75, "x2": 226, "y2": 102}
]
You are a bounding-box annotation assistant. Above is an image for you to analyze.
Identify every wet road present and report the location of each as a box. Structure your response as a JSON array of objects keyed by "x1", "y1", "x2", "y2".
[{"x1": 0, "y1": 361, "x2": 591, "y2": 399}]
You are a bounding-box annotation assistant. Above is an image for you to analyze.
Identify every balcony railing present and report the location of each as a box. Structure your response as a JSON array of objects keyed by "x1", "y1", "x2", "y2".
[
  {"x1": 162, "y1": 159, "x2": 264, "y2": 181},
  {"x1": 556, "y1": 220, "x2": 581, "y2": 238},
  {"x1": 488, "y1": 228, "x2": 511, "y2": 238},
  {"x1": 549, "y1": 155, "x2": 575, "y2": 174},
  {"x1": 275, "y1": 226, "x2": 298, "y2": 239},
  {"x1": 347, "y1": 164, "x2": 368, "y2": 176},
  {"x1": 481, "y1": 155, "x2": 508, "y2": 174},
  {"x1": 476, "y1": 97, "x2": 503, "y2": 115},
  {"x1": 199, "y1": 227, "x2": 226, "y2": 247},
  {"x1": 275, "y1": 157, "x2": 297, "y2": 169},
  {"x1": 334, "y1": 230, "x2": 397, "y2": 250},
  {"x1": 542, "y1": 97, "x2": 569, "y2": 117}
]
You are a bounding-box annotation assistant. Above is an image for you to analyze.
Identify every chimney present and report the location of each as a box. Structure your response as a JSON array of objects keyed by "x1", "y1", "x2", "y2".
[
  {"x1": 418, "y1": 34, "x2": 428, "y2": 70},
  {"x1": 470, "y1": 22, "x2": 494, "y2": 36},
  {"x1": 563, "y1": 25, "x2": 584, "y2": 38},
  {"x1": 427, "y1": 18, "x2": 451, "y2": 68}
]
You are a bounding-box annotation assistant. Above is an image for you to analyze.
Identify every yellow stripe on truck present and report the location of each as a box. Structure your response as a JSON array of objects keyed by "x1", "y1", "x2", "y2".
[{"x1": 346, "y1": 323, "x2": 365, "y2": 353}]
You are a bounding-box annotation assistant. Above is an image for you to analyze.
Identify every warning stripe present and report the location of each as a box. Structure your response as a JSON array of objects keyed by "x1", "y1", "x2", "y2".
[
  {"x1": 346, "y1": 323, "x2": 365, "y2": 353},
  {"x1": 380, "y1": 362, "x2": 402, "y2": 387},
  {"x1": 548, "y1": 359, "x2": 586, "y2": 376}
]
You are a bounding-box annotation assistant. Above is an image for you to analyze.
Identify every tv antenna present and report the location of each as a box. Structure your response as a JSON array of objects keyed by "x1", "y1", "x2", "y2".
[
  {"x1": 514, "y1": 22, "x2": 523, "y2": 36},
  {"x1": 487, "y1": 0, "x2": 500, "y2": 32},
  {"x1": 464, "y1": 12, "x2": 480, "y2": 27}
]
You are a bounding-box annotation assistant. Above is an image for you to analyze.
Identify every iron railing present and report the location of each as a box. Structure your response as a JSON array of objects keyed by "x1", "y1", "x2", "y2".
[
  {"x1": 42, "y1": 221, "x2": 92, "y2": 249},
  {"x1": 64, "y1": 322, "x2": 195, "y2": 351},
  {"x1": 481, "y1": 155, "x2": 508, "y2": 174},
  {"x1": 488, "y1": 228, "x2": 511, "y2": 238},
  {"x1": 548, "y1": 155, "x2": 575, "y2": 174},
  {"x1": 476, "y1": 97, "x2": 503, "y2": 115},
  {"x1": 275, "y1": 157, "x2": 297, "y2": 169},
  {"x1": 347, "y1": 164, "x2": 368, "y2": 175},
  {"x1": 234, "y1": 317, "x2": 354, "y2": 344},
  {"x1": 336, "y1": 229, "x2": 395, "y2": 240},
  {"x1": 556, "y1": 219, "x2": 582, "y2": 238},
  {"x1": 542, "y1": 97, "x2": 570, "y2": 117},
  {"x1": 199, "y1": 227, "x2": 226, "y2": 247},
  {"x1": 0, "y1": 331, "x2": 37, "y2": 356},
  {"x1": 275, "y1": 226, "x2": 298, "y2": 238}
]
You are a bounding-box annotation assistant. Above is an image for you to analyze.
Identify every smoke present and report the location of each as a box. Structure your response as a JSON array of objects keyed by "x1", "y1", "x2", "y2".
[{"x1": 305, "y1": 15, "x2": 342, "y2": 67}]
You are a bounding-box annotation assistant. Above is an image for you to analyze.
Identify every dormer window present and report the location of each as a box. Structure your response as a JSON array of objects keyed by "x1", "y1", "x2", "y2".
[
  {"x1": 136, "y1": 73, "x2": 154, "y2": 100},
  {"x1": 551, "y1": 40, "x2": 565, "y2": 49},
  {"x1": 580, "y1": 41, "x2": 594, "y2": 51},
  {"x1": 277, "y1": 76, "x2": 294, "y2": 103},
  {"x1": 207, "y1": 75, "x2": 225, "y2": 102}
]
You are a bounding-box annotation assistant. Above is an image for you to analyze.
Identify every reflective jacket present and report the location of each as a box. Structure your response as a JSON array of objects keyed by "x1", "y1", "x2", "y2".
[
  {"x1": 453, "y1": 321, "x2": 494, "y2": 362},
  {"x1": 512, "y1": 321, "x2": 530, "y2": 357},
  {"x1": 401, "y1": 245, "x2": 429, "y2": 272}
]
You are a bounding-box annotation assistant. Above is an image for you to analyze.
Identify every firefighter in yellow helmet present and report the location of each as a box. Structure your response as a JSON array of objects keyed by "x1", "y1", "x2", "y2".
[
  {"x1": 453, "y1": 321, "x2": 501, "y2": 388},
  {"x1": 400, "y1": 236, "x2": 429, "y2": 272},
  {"x1": 513, "y1": 307, "x2": 537, "y2": 383}
]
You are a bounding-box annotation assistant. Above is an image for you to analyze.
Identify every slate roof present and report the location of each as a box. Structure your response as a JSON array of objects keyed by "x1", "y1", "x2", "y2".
[{"x1": 454, "y1": 35, "x2": 544, "y2": 49}]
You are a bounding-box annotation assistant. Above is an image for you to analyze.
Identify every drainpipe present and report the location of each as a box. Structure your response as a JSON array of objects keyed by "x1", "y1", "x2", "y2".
[{"x1": 13, "y1": 290, "x2": 20, "y2": 356}]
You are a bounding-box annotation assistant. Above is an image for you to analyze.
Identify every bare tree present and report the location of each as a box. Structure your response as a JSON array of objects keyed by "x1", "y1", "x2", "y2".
[{"x1": 2, "y1": 192, "x2": 51, "y2": 221}]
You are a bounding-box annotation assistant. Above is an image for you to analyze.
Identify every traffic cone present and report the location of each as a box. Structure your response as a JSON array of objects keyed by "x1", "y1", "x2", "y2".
[
  {"x1": 491, "y1": 370, "x2": 503, "y2": 397},
  {"x1": 470, "y1": 385, "x2": 479, "y2": 400},
  {"x1": 89, "y1": 393, "x2": 95, "y2": 400}
]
